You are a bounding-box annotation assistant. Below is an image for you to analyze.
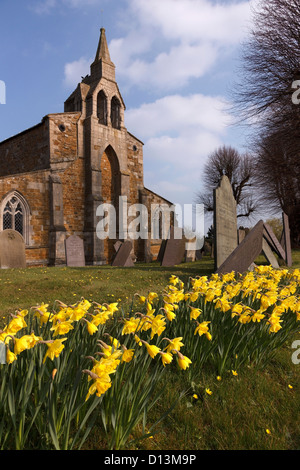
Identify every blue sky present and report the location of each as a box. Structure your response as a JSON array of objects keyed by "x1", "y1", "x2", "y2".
[{"x1": 0, "y1": 0, "x2": 255, "y2": 230}]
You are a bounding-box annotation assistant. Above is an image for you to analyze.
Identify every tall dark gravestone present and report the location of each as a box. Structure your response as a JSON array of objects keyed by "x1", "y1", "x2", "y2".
[
  {"x1": 213, "y1": 175, "x2": 238, "y2": 271},
  {"x1": 282, "y1": 213, "x2": 292, "y2": 267}
]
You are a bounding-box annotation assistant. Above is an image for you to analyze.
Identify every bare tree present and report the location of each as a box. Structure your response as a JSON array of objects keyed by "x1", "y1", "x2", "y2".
[
  {"x1": 196, "y1": 145, "x2": 257, "y2": 219},
  {"x1": 253, "y1": 129, "x2": 300, "y2": 246},
  {"x1": 231, "y1": 0, "x2": 300, "y2": 245}
]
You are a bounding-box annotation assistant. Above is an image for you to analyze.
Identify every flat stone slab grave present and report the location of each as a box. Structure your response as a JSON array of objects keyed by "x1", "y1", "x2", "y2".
[
  {"x1": 217, "y1": 220, "x2": 264, "y2": 275},
  {"x1": 213, "y1": 175, "x2": 238, "y2": 270},
  {"x1": 0, "y1": 229, "x2": 26, "y2": 269},
  {"x1": 65, "y1": 235, "x2": 85, "y2": 267},
  {"x1": 161, "y1": 226, "x2": 186, "y2": 267},
  {"x1": 111, "y1": 240, "x2": 134, "y2": 267}
]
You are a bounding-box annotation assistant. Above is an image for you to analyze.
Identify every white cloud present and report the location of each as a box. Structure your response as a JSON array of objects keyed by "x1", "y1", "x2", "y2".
[
  {"x1": 125, "y1": 93, "x2": 231, "y2": 140},
  {"x1": 109, "y1": 0, "x2": 253, "y2": 91},
  {"x1": 63, "y1": 57, "x2": 92, "y2": 88},
  {"x1": 130, "y1": 0, "x2": 252, "y2": 44}
]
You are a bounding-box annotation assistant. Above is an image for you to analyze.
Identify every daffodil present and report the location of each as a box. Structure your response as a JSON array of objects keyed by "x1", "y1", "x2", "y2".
[
  {"x1": 50, "y1": 320, "x2": 74, "y2": 337},
  {"x1": 194, "y1": 321, "x2": 211, "y2": 340},
  {"x1": 14, "y1": 333, "x2": 42, "y2": 355},
  {"x1": 176, "y1": 352, "x2": 192, "y2": 370},
  {"x1": 42, "y1": 338, "x2": 67, "y2": 363},
  {"x1": 142, "y1": 341, "x2": 161, "y2": 359},
  {"x1": 159, "y1": 351, "x2": 173, "y2": 367},
  {"x1": 121, "y1": 348, "x2": 135, "y2": 363},
  {"x1": 164, "y1": 337, "x2": 184, "y2": 354},
  {"x1": 190, "y1": 307, "x2": 202, "y2": 320}
]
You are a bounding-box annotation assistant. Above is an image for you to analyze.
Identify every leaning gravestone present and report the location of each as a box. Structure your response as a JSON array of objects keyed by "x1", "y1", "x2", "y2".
[
  {"x1": 213, "y1": 175, "x2": 238, "y2": 270},
  {"x1": 262, "y1": 239, "x2": 279, "y2": 268},
  {"x1": 111, "y1": 240, "x2": 134, "y2": 267},
  {"x1": 282, "y1": 213, "x2": 292, "y2": 267},
  {"x1": 65, "y1": 235, "x2": 85, "y2": 267},
  {"x1": 0, "y1": 229, "x2": 26, "y2": 269},
  {"x1": 263, "y1": 223, "x2": 286, "y2": 262},
  {"x1": 161, "y1": 226, "x2": 186, "y2": 267},
  {"x1": 217, "y1": 220, "x2": 264, "y2": 275}
]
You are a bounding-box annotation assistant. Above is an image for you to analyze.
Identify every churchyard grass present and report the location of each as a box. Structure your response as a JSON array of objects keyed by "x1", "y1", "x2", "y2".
[{"x1": 0, "y1": 251, "x2": 299, "y2": 450}]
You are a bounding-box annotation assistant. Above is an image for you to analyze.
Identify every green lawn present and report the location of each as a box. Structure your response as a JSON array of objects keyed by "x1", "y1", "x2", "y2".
[{"x1": 1, "y1": 250, "x2": 299, "y2": 450}]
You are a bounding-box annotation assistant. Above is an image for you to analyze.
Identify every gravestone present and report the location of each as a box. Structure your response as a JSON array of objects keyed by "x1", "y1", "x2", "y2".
[
  {"x1": 111, "y1": 240, "x2": 134, "y2": 267},
  {"x1": 157, "y1": 239, "x2": 167, "y2": 262},
  {"x1": 161, "y1": 226, "x2": 186, "y2": 267},
  {"x1": 213, "y1": 175, "x2": 238, "y2": 270},
  {"x1": 0, "y1": 341, "x2": 6, "y2": 364},
  {"x1": 262, "y1": 239, "x2": 279, "y2": 268},
  {"x1": 0, "y1": 229, "x2": 26, "y2": 269},
  {"x1": 217, "y1": 220, "x2": 264, "y2": 275},
  {"x1": 65, "y1": 235, "x2": 85, "y2": 267},
  {"x1": 282, "y1": 213, "x2": 292, "y2": 267},
  {"x1": 185, "y1": 236, "x2": 196, "y2": 262},
  {"x1": 263, "y1": 223, "x2": 286, "y2": 262},
  {"x1": 238, "y1": 229, "x2": 246, "y2": 244}
]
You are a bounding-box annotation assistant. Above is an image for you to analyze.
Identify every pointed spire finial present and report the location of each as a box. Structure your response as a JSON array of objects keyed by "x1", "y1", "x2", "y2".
[{"x1": 93, "y1": 27, "x2": 112, "y2": 64}]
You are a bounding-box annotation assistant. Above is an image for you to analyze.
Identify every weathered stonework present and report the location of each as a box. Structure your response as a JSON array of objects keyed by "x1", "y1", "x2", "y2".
[{"x1": 0, "y1": 28, "x2": 173, "y2": 266}]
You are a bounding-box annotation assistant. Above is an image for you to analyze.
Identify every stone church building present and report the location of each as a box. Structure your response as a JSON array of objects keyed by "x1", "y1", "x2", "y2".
[{"x1": 0, "y1": 28, "x2": 173, "y2": 266}]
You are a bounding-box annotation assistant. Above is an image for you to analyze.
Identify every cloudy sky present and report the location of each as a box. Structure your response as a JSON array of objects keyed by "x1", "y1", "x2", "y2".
[{"x1": 0, "y1": 0, "x2": 255, "y2": 230}]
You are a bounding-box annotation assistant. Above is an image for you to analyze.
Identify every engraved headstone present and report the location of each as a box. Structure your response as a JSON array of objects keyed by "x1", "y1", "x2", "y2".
[
  {"x1": 65, "y1": 235, "x2": 85, "y2": 267},
  {"x1": 217, "y1": 220, "x2": 264, "y2": 275},
  {"x1": 161, "y1": 226, "x2": 186, "y2": 267},
  {"x1": 111, "y1": 240, "x2": 134, "y2": 267},
  {"x1": 213, "y1": 175, "x2": 238, "y2": 270},
  {"x1": 282, "y1": 213, "x2": 292, "y2": 267},
  {"x1": 0, "y1": 229, "x2": 26, "y2": 269}
]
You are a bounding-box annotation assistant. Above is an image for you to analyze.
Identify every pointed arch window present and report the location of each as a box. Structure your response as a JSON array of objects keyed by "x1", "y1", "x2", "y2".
[
  {"x1": 1, "y1": 192, "x2": 30, "y2": 244},
  {"x1": 97, "y1": 90, "x2": 108, "y2": 125},
  {"x1": 111, "y1": 96, "x2": 121, "y2": 129}
]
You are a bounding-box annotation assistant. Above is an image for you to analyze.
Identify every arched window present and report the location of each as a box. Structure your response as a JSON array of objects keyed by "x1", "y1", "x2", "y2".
[
  {"x1": 0, "y1": 192, "x2": 30, "y2": 244},
  {"x1": 97, "y1": 90, "x2": 107, "y2": 125},
  {"x1": 111, "y1": 96, "x2": 121, "y2": 129}
]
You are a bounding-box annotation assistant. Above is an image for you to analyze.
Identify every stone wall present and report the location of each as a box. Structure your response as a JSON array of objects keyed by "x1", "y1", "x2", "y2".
[
  {"x1": 0, "y1": 120, "x2": 50, "y2": 177},
  {"x1": 0, "y1": 170, "x2": 51, "y2": 265}
]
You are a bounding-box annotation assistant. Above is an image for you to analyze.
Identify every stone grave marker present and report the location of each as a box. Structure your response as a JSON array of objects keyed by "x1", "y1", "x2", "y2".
[
  {"x1": 185, "y1": 236, "x2": 196, "y2": 262},
  {"x1": 262, "y1": 238, "x2": 279, "y2": 268},
  {"x1": 0, "y1": 341, "x2": 6, "y2": 364},
  {"x1": 282, "y1": 213, "x2": 292, "y2": 267},
  {"x1": 217, "y1": 220, "x2": 264, "y2": 275},
  {"x1": 111, "y1": 240, "x2": 134, "y2": 267},
  {"x1": 161, "y1": 226, "x2": 186, "y2": 267},
  {"x1": 238, "y1": 229, "x2": 246, "y2": 244},
  {"x1": 157, "y1": 239, "x2": 167, "y2": 263},
  {"x1": 0, "y1": 229, "x2": 26, "y2": 269},
  {"x1": 65, "y1": 235, "x2": 85, "y2": 267},
  {"x1": 263, "y1": 223, "x2": 286, "y2": 262},
  {"x1": 213, "y1": 175, "x2": 238, "y2": 270}
]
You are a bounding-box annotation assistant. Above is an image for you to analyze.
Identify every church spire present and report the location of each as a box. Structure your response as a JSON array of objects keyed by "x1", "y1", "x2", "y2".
[
  {"x1": 90, "y1": 27, "x2": 115, "y2": 82},
  {"x1": 94, "y1": 27, "x2": 112, "y2": 64}
]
